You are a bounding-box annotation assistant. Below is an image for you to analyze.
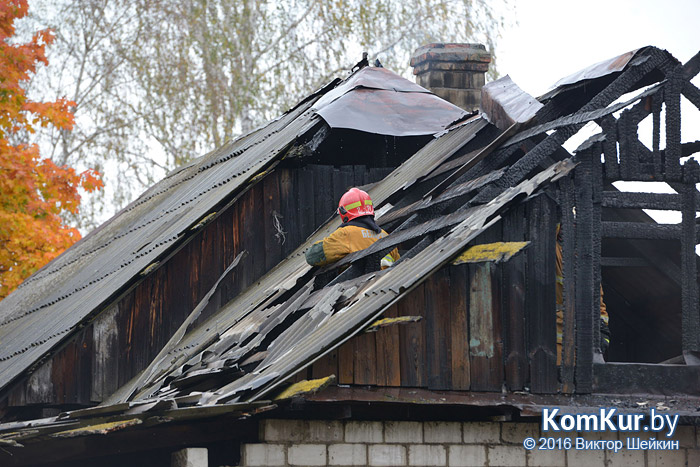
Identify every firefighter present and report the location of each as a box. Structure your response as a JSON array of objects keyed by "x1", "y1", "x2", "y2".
[
  {"x1": 555, "y1": 224, "x2": 610, "y2": 365},
  {"x1": 305, "y1": 188, "x2": 400, "y2": 269}
]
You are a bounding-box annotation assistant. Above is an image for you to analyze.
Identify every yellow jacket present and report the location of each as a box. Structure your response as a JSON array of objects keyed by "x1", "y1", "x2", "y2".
[{"x1": 305, "y1": 219, "x2": 400, "y2": 269}]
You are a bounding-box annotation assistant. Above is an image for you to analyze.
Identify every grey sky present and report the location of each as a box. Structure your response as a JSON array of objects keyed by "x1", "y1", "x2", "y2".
[{"x1": 498, "y1": 0, "x2": 698, "y2": 96}]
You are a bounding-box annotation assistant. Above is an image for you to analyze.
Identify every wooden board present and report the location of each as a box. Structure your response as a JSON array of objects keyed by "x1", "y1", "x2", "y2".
[
  {"x1": 374, "y1": 304, "x2": 401, "y2": 386},
  {"x1": 526, "y1": 194, "x2": 558, "y2": 394},
  {"x1": 449, "y1": 264, "x2": 470, "y2": 390},
  {"x1": 337, "y1": 340, "x2": 355, "y2": 385},
  {"x1": 424, "y1": 270, "x2": 452, "y2": 390},
  {"x1": 501, "y1": 205, "x2": 527, "y2": 391},
  {"x1": 353, "y1": 331, "x2": 377, "y2": 385},
  {"x1": 468, "y1": 262, "x2": 503, "y2": 391},
  {"x1": 399, "y1": 284, "x2": 428, "y2": 387},
  {"x1": 311, "y1": 349, "x2": 339, "y2": 381}
]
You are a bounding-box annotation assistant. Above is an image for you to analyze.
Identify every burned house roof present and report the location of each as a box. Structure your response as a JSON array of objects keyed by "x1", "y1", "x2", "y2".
[
  {"x1": 0, "y1": 45, "x2": 700, "y2": 462},
  {"x1": 0, "y1": 67, "x2": 463, "y2": 399}
]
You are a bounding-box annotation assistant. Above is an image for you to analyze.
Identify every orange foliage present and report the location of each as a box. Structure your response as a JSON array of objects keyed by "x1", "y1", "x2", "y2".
[{"x1": 0, "y1": 0, "x2": 103, "y2": 299}]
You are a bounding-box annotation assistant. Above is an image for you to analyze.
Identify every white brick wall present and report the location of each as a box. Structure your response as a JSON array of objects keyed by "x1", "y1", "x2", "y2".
[
  {"x1": 385, "y1": 421, "x2": 422, "y2": 443},
  {"x1": 462, "y1": 422, "x2": 500, "y2": 444},
  {"x1": 369, "y1": 445, "x2": 407, "y2": 466},
  {"x1": 488, "y1": 445, "x2": 527, "y2": 467},
  {"x1": 448, "y1": 445, "x2": 487, "y2": 466},
  {"x1": 346, "y1": 421, "x2": 383, "y2": 443},
  {"x1": 408, "y1": 444, "x2": 446, "y2": 466},
  {"x1": 288, "y1": 444, "x2": 326, "y2": 466},
  {"x1": 328, "y1": 444, "x2": 367, "y2": 465},
  {"x1": 527, "y1": 447, "x2": 566, "y2": 467},
  {"x1": 237, "y1": 418, "x2": 695, "y2": 466},
  {"x1": 606, "y1": 448, "x2": 645, "y2": 467},
  {"x1": 242, "y1": 443, "x2": 286, "y2": 467},
  {"x1": 424, "y1": 422, "x2": 461, "y2": 443}
]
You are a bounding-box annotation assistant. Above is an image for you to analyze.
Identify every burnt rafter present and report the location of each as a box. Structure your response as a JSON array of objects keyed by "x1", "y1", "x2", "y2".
[{"x1": 559, "y1": 49, "x2": 700, "y2": 376}]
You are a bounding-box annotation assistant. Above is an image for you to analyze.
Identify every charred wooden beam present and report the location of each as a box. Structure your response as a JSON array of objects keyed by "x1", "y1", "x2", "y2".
[
  {"x1": 665, "y1": 72, "x2": 683, "y2": 180},
  {"x1": 681, "y1": 50, "x2": 700, "y2": 81},
  {"x1": 618, "y1": 101, "x2": 644, "y2": 179},
  {"x1": 683, "y1": 81, "x2": 700, "y2": 110},
  {"x1": 560, "y1": 177, "x2": 576, "y2": 394},
  {"x1": 593, "y1": 362, "x2": 700, "y2": 396},
  {"x1": 493, "y1": 50, "x2": 670, "y2": 195},
  {"x1": 526, "y1": 194, "x2": 557, "y2": 394},
  {"x1": 574, "y1": 151, "x2": 596, "y2": 393},
  {"x1": 600, "y1": 257, "x2": 650, "y2": 268},
  {"x1": 601, "y1": 192, "x2": 681, "y2": 210},
  {"x1": 601, "y1": 222, "x2": 680, "y2": 240},
  {"x1": 651, "y1": 93, "x2": 664, "y2": 177},
  {"x1": 591, "y1": 143, "x2": 605, "y2": 363},
  {"x1": 599, "y1": 115, "x2": 620, "y2": 179},
  {"x1": 501, "y1": 204, "x2": 527, "y2": 391},
  {"x1": 681, "y1": 160, "x2": 700, "y2": 356}
]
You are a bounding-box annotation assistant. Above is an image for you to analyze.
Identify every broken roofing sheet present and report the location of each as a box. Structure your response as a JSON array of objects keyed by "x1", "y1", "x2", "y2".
[
  {"x1": 108, "y1": 108, "x2": 574, "y2": 407},
  {"x1": 312, "y1": 66, "x2": 468, "y2": 136},
  {"x1": 107, "y1": 116, "x2": 493, "y2": 404}
]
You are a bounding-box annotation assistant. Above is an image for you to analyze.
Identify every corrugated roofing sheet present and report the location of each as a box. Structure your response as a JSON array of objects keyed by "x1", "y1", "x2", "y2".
[{"x1": 553, "y1": 48, "x2": 643, "y2": 88}]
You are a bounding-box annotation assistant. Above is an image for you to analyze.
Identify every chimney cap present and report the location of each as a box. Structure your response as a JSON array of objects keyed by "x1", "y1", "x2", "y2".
[{"x1": 410, "y1": 43, "x2": 491, "y2": 68}]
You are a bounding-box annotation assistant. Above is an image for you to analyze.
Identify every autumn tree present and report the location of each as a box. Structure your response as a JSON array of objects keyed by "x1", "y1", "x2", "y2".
[
  {"x1": 27, "y1": 0, "x2": 509, "y2": 228},
  {"x1": 0, "y1": 0, "x2": 102, "y2": 299}
]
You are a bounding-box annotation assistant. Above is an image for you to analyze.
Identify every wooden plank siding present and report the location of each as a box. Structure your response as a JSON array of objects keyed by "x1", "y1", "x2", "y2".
[
  {"x1": 6, "y1": 165, "x2": 383, "y2": 408},
  {"x1": 501, "y1": 204, "x2": 528, "y2": 391},
  {"x1": 449, "y1": 264, "x2": 471, "y2": 390},
  {"x1": 375, "y1": 304, "x2": 401, "y2": 386},
  {"x1": 399, "y1": 284, "x2": 428, "y2": 387},
  {"x1": 425, "y1": 268, "x2": 453, "y2": 390},
  {"x1": 7, "y1": 163, "x2": 568, "y2": 407}
]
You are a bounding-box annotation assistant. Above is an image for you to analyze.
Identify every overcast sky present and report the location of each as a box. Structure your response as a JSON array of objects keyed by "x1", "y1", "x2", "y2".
[
  {"x1": 493, "y1": 0, "x2": 699, "y2": 224},
  {"x1": 497, "y1": 0, "x2": 699, "y2": 96}
]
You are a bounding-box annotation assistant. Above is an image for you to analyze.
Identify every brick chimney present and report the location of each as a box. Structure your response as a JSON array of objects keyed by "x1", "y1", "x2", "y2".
[{"x1": 410, "y1": 43, "x2": 491, "y2": 112}]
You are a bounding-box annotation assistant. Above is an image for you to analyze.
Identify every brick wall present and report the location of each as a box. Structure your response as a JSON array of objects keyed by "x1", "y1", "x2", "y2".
[{"x1": 237, "y1": 419, "x2": 700, "y2": 467}]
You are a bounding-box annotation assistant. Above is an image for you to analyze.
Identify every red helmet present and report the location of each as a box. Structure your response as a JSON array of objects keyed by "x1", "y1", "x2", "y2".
[{"x1": 337, "y1": 188, "x2": 374, "y2": 223}]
